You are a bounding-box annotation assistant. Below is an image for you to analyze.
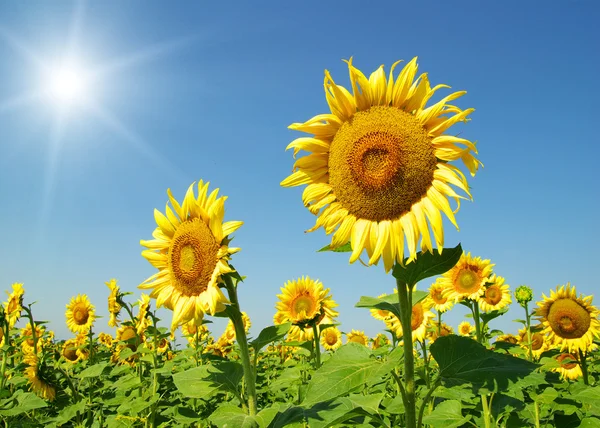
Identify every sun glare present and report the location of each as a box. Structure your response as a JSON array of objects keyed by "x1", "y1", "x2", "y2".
[{"x1": 47, "y1": 64, "x2": 87, "y2": 105}]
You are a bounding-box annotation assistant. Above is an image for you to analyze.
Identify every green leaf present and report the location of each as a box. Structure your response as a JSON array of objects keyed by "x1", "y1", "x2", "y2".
[
  {"x1": 318, "y1": 242, "x2": 352, "y2": 253},
  {"x1": 480, "y1": 307, "x2": 509, "y2": 324},
  {"x1": 117, "y1": 393, "x2": 159, "y2": 415},
  {"x1": 430, "y1": 335, "x2": 539, "y2": 391},
  {"x1": 53, "y1": 400, "x2": 87, "y2": 425},
  {"x1": 77, "y1": 362, "x2": 109, "y2": 379},
  {"x1": 172, "y1": 361, "x2": 243, "y2": 399},
  {"x1": 422, "y1": 400, "x2": 472, "y2": 428},
  {"x1": 250, "y1": 323, "x2": 291, "y2": 352},
  {"x1": 392, "y1": 243, "x2": 462, "y2": 285},
  {"x1": 209, "y1": 404, "x2": 258, "y2": 428},
  {"x1": 355, "y1": 291, "x2": 428, "y2": 321},
  {"x1": 301, "y1": 343, "x2": 379, "y2": 407},
  {"x1": 306, "y1": 393, "x2": 384, "y2": 428},
  {"x1": 0, "y1": 391, "x2": 48, "y2": 416},
  {"x1": 580, "y1": 418, "x2": 600, "y2": 428},
  {"x1": 535, "y1": 387, "x2": 558, "y2": 405}
]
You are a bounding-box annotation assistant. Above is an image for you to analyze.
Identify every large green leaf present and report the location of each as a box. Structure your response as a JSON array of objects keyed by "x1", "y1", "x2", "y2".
[
  {"x1": 305, "y1": 393, "x2": 384, "y2": 428},
  {"x1": 392, "y1": 244, "x2": 462, "y2": 285},
  {"x1": 422, "y1": 400, "x2": 472, "y2": 428},
  {"x1": 250, "y1": 323, "x2": 291, "y2": 352},
  {"x1": 0, "y1": 391, "x2": 48, "y2": 416},
  {"x1": 355, "y1": 291, "x2": 428, "y2": 321},
  {"x1": 172, "y1": 361, "x2": 243, "y2": 399},
  {"x1": 77, "y1": 362, "x2": 109, "y2": 379},
  {"x1": 301, "y1": 343, "x2": 379, "y2": 407},
  {"x1": 430, "y1": 335, "x2": 539, "y2": 391},
  {"x1": 209, "y1": 404, "x2": 258, "y2": 428}
]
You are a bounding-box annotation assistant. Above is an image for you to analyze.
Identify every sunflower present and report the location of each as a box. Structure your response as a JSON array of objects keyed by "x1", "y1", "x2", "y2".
[
  {"x1": 4, "y1": 283, "x2": 24, "y2": 328},
  {"x1": 478, "y1": 275, "x2": 511, "y2": 312},
  {"x1": 387, "y1": 300, "x2": 435, "y2": 342},
  {"x1": 428, "y1": 322, "x2": 454, "y2": 343},
  {"x1": 553, "y1": 353, "x2": 582, "y2": 381},
  {"x1": 136, "y1": 293, "x2": 151, "y2": 335},
  {"x1": 518, "y1": 327, "x2": 548, "y2": 359},
  {"x1": 286, "y1": 315, "x2": 336, "y2": 343},
  {"x1": 535, "y1": 284, "x2": 600, "y2": 353},
  {"x1": 281, "y1": 58, "x2": 480, "y2": 272},
  {"x1": 372, "y1": 333, "x2": 390, "y2": 349},
  {"x1": 458, "y1": 321, "x2": 474, "y2": 336},
  {"x1": 181, "y1": 321, "x2": 210, "y2": 347},
  {"x1": 441, "y1": 252, "x2": 494, "y2": 302},
  {"x1": 62, "y1": 334, "x2": 88, "y2": 363},
  {"x1": 222, "y1": 312, "x2": 251, "y2": 344},
  {"x1": 21, "y1": 324, "x2": 46, "y2": 355},
  {"x1": 346, "y1": 329, "x2": 368, "y2": 346},
  {"x1": 495, "y1": 334, "x2": 519, "y2": 345},
  {"x1": 98, "y1": 332, "x2": 113, "y2": 348},
  {"x1": 139, "y1": 180, "x2": 243, "y2": 330},
  {"x1": 0, "y1": 328, "x2": 4, "y2": 348},
  {"x1": 65, "y1": 294, "x2": 95, "y2": 334},
  {"x1": 425, "y1": 278, "x2": 454, "y2": 313},
  {"x1": 370, "y1": 293, "x2": 394, "y2": 321},
  {"x1": 106, "y1": 279, "x2": 121, "y2": 328},
  {"x1": 23, "y1": 354, "x2": 55, "y2": 401},
  {"x1": 321, "y1": 326, "x2": 343, "y2": 351},
  {"x1": 116, "y1": 325, "x2": 143, "y2": 353},
  {"x1": 155, "y1": 337, "x2": 170, "y2": 354},
  {"x1": 275, "y1": 276, "x2": 338, "y2": 326}
]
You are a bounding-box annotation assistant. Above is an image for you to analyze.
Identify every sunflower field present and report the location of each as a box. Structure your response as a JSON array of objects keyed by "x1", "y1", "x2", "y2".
[{"x1": 2, "y1": 59, "x2": 599, "y2": 428}]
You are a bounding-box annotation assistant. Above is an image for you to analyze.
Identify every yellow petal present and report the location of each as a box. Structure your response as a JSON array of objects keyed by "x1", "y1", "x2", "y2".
[{"x1": 349, "y1": 219, "x2": 370, "y2": 263}]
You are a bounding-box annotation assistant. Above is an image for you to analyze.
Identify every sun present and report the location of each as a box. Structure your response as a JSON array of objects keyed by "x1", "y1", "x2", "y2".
[{"x1": 46, "y1": 63, "x2": 88, "y2": 106}]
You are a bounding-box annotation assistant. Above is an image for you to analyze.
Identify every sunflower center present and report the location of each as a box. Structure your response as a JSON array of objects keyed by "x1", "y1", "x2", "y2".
[
  {"x1": 168, "y1": 219, "x2": 220, "y2": 297},
  {"x1": 73, "y1": 306, "x2": 89, "y2": 325},
  {"x1": 411, "y1": 303, "x2": 425, "y2": 331},
  {"x1": 460, "y1": 325, "x2": 470, "y2": 334},
  {"x1": 291, "y1": 295, "x2": 317, "y2": 320},
  {"x1": 325, "y1": 331, "x2": 338, "y2": 346},
  {"x1": 484, "y1": 285, "x2": 502, "y2": 305},
  {"x1": 63, "y1": 345, "x2": 78, "y2": 361},
  {"x1": 432, "y1": 289, "x2": 447, "y2": 305},
  {"x1": 531, "y1": 333, "x2": 544, "y2": 351},
  {"x1": 547, "y1": 298, "x2": 591, "y2": 339},
  {"x1": 454, "y1": 267, "x2": 482, "y2": 294},
  {"x1": 557, "y1": 353, "x2": 578, "y2": 370},
  {"x1": 328, "y1": 106, "x2": 437, "y2": 221}
]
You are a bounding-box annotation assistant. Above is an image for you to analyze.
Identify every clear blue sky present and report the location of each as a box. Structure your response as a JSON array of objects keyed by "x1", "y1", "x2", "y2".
[{"x1": 1, "y1": 0, "x2": 598, "y2": 341}]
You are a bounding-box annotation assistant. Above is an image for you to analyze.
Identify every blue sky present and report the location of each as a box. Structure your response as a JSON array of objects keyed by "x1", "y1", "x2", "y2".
[{"x1": 0, "y1": 1, "x2": 598, "y2": 342}]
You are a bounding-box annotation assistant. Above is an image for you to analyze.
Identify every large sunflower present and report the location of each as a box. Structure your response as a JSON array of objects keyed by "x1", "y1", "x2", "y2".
[
  {"x1": 105, "y1": 279, "x2": 121, "y2": 328},
  {"x1": 4, "y1": 283, "x2": 24, "y2": 328},
  {"x1": 281, "y1": 58, "x2": 480, "y2": 272},
  {"x1": 535, "y1": 284, "x2": 600, "y2": 353},
  {"x1": 275, "y1": 276, "x2": 339, "y2": 325},
  {"x1": 139, "y1": 180, "x2": 243, "y2": 330},
  {"x1": 441, "y1": 252, "x2": 494, "y2": 302},
  {"x1": 321, "y1": 326, "x2": 343, "y2": 351},
  {"x1": 478, "y1": 275, "x2": 512, "y2": 312},
  {"x1": 65, "y1": 294, "x2": 95, "y2": 334}
]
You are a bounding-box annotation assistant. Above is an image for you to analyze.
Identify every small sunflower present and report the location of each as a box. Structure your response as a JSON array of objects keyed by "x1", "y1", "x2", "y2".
[
  {"x1": 518, "y1": 327, "x2": 548, "y2": 359},
  {"x1": 346, "y1": 329, "x2": 369, "y2": 346},
  {"x1": 275, "y1": 276, "x2": 338, "y2": 326},
  {"x1": 20, "y1": 324, "x2": 46, "y2": 355},
  {"x1": 23, "y1": 354, "x2": 55, "y2": 401},
  {"x1": 105, "y1": 279, "x2": 121, "y2": 328},
  {"x1": 458, "y1": 321, "x2": 474, "y2": 336},
  {"x1": 181, "y1": 321, "x2": 210, "y2": 347},
  {"x1": 156, "y1": 337, "x2": 170, "y2": 354},
  {"x1": 553, "y1": 353, "x2": 582, "y2": 381},
  {"x1": 495, "y1": 334, "x2": 519, "y2": 345},
  {"x1": 426, "y1": 278, "x2": 454, "y2": 313},
  {"x1": 116, "y1": 324, "x2": 143, "y2": 354},
  {"x1": 370, "y1": 292, "x2": 393, "y2": 321},
  {"x1": 4, "y1": 283, "x2": 24, "y2": 328},
  {"x1": 65, "y1": 294, "x2": 95, "y2": 334},
  {"x1": 281, "y1": 57, "x2": 480, "y2": 272},
  {"x1": 535, "y1": 284, "x2": 600, "y2": 353},
  {"x1": 387, "y1": 300, "x2": 435, "y2": 342},
  {"x1": 222, "y1": 311, "x2": 251, "y2": 344},
  {"x1": 62, "y1": 334, "x2": 88, "y2": 363},
  {"x1": 136, "y1": 293, "x2": 151, "y2": 335},
  {"x1": 372, "y1": 333, "x2": 390, "y2": 349},
  {"x1": 139, "y1": 180, "x2": 243, "y2": 330},
  {"x1": 478, "y1": 275, "x2": 511, "y2": 312},
  {"x1": 441, "y1": 252, "x2": 494, "y2": 302},
  {"x1": 428, "y1": 322, "x2": 454, "y2": 343},
  {"x1": 98, "y1": 332, "x2": 113, "y2": 348},
  {"x1": 321, "y1": 326, "x2": 342, "y2": 351}
]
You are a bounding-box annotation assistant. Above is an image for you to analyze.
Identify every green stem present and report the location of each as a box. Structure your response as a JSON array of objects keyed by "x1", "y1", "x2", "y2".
[
  {"x1": 524, "y1": 302, "x2": 534, "y2": 361},
  {"x1": 417, "y1": 380, "x2": 440, "y2": 428},
  {"x1": 420, "y1": 340, "x2": 430, "y2": 388},
  {"x1": 391, "y1": 369, "x2": 407, "y2": 407},
  {"x1": 534, "y1": 401, "x2": 541, "y2": 428},
  {"x1": 472, "y1": 302, "x2": 482, "y2": 345},
  {"x1": 312, "y1": 323, "x2": 321, "y2": 369},
  {"x1": 437, "y1": 311, "x2": 442, "y2": 336},
  {"x1": 0, "y1": 321, "x2": 8, "y2": 390},
  {"x1": 579, "y1": 349, "x2": 589, "y2": 386},
  {"x1": 481, "y1": 394, "x2": 492, "y2": 428},
  {"x1": 224, "y1": 276, "x2": 257, "y2": 416},
  {"x1": 397, "y1": 279, "x2": 416, "y2": 428}
]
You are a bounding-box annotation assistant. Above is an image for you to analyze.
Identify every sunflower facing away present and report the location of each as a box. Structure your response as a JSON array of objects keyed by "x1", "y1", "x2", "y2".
[
  {"x1": 136, "y1": 293, "x2": 151, "y2": 335},
  {"x1": 4, "y1": 283, "x2": 24, "y2": 328},
  {"x1": 23, "y1": 354, "x2": 56, "y2": 401},
  {"x1": 346, "y1": 329, "x2": 369, "y2": 346},
  {"x1": 275, "y1": 276, "x2": 339, "y2": 325},
  {"x1": 441, "y1": 252, "x2": 494, "y2": 302},
  {"x1": 106, "y1": 279, "x2": 121, "y2": 328},
  {"x1": 478, "y1": 275, "x2": 512, "y2": 312},
  {"x1": 139, "y1": 180, "x2": 243, "y2": 330},
  {"x1": 65, "y1": 294, "x2": 95, "y2": 334},
  {"x1": 321, "y1": 326, "x2": 343, "y2": 351},
  {"x1": 281, "y1": 57, "x2": 480, "y2": 272},
  {"x1": 535, "y1": 284, "x2": 600, "y2": 353}
]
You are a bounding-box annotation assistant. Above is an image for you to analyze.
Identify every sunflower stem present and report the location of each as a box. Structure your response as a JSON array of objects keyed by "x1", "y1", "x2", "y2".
[
  {"x1": 524, "y1": 302, "x2": 534, "y2": 361},
  {"x1": 224, "y1": 276, "x2": 258, "y2": 416},
  {"x1": 579, "y1": 349, "x2": 589, "y2": 386},
  {"x1": 397, "y1": 278, "x2": 416, "y2": 428},
  {"x1": 472, "y1": 302, "x2": 483, "y2": 345},
  {"x1": 0, "y1": 320, "x2": 8, "y2": 390},
  {"x1": 417, "y1": 379, "x2": 440, "y2": 428},
  {"x1": 419, "y1": 340, "x2": 430, "y2": 388},
  {"x1": 437, "y1": 311, "x2": 442, "y2": 336},
  {"x1": 312, "y1": 323, "x2": 321, "y2": 369}
]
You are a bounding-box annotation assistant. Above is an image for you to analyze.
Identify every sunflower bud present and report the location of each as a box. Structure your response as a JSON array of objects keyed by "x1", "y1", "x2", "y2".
[{"x1": 514, "y1": 285, "x2": 533, "y2": 307}]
